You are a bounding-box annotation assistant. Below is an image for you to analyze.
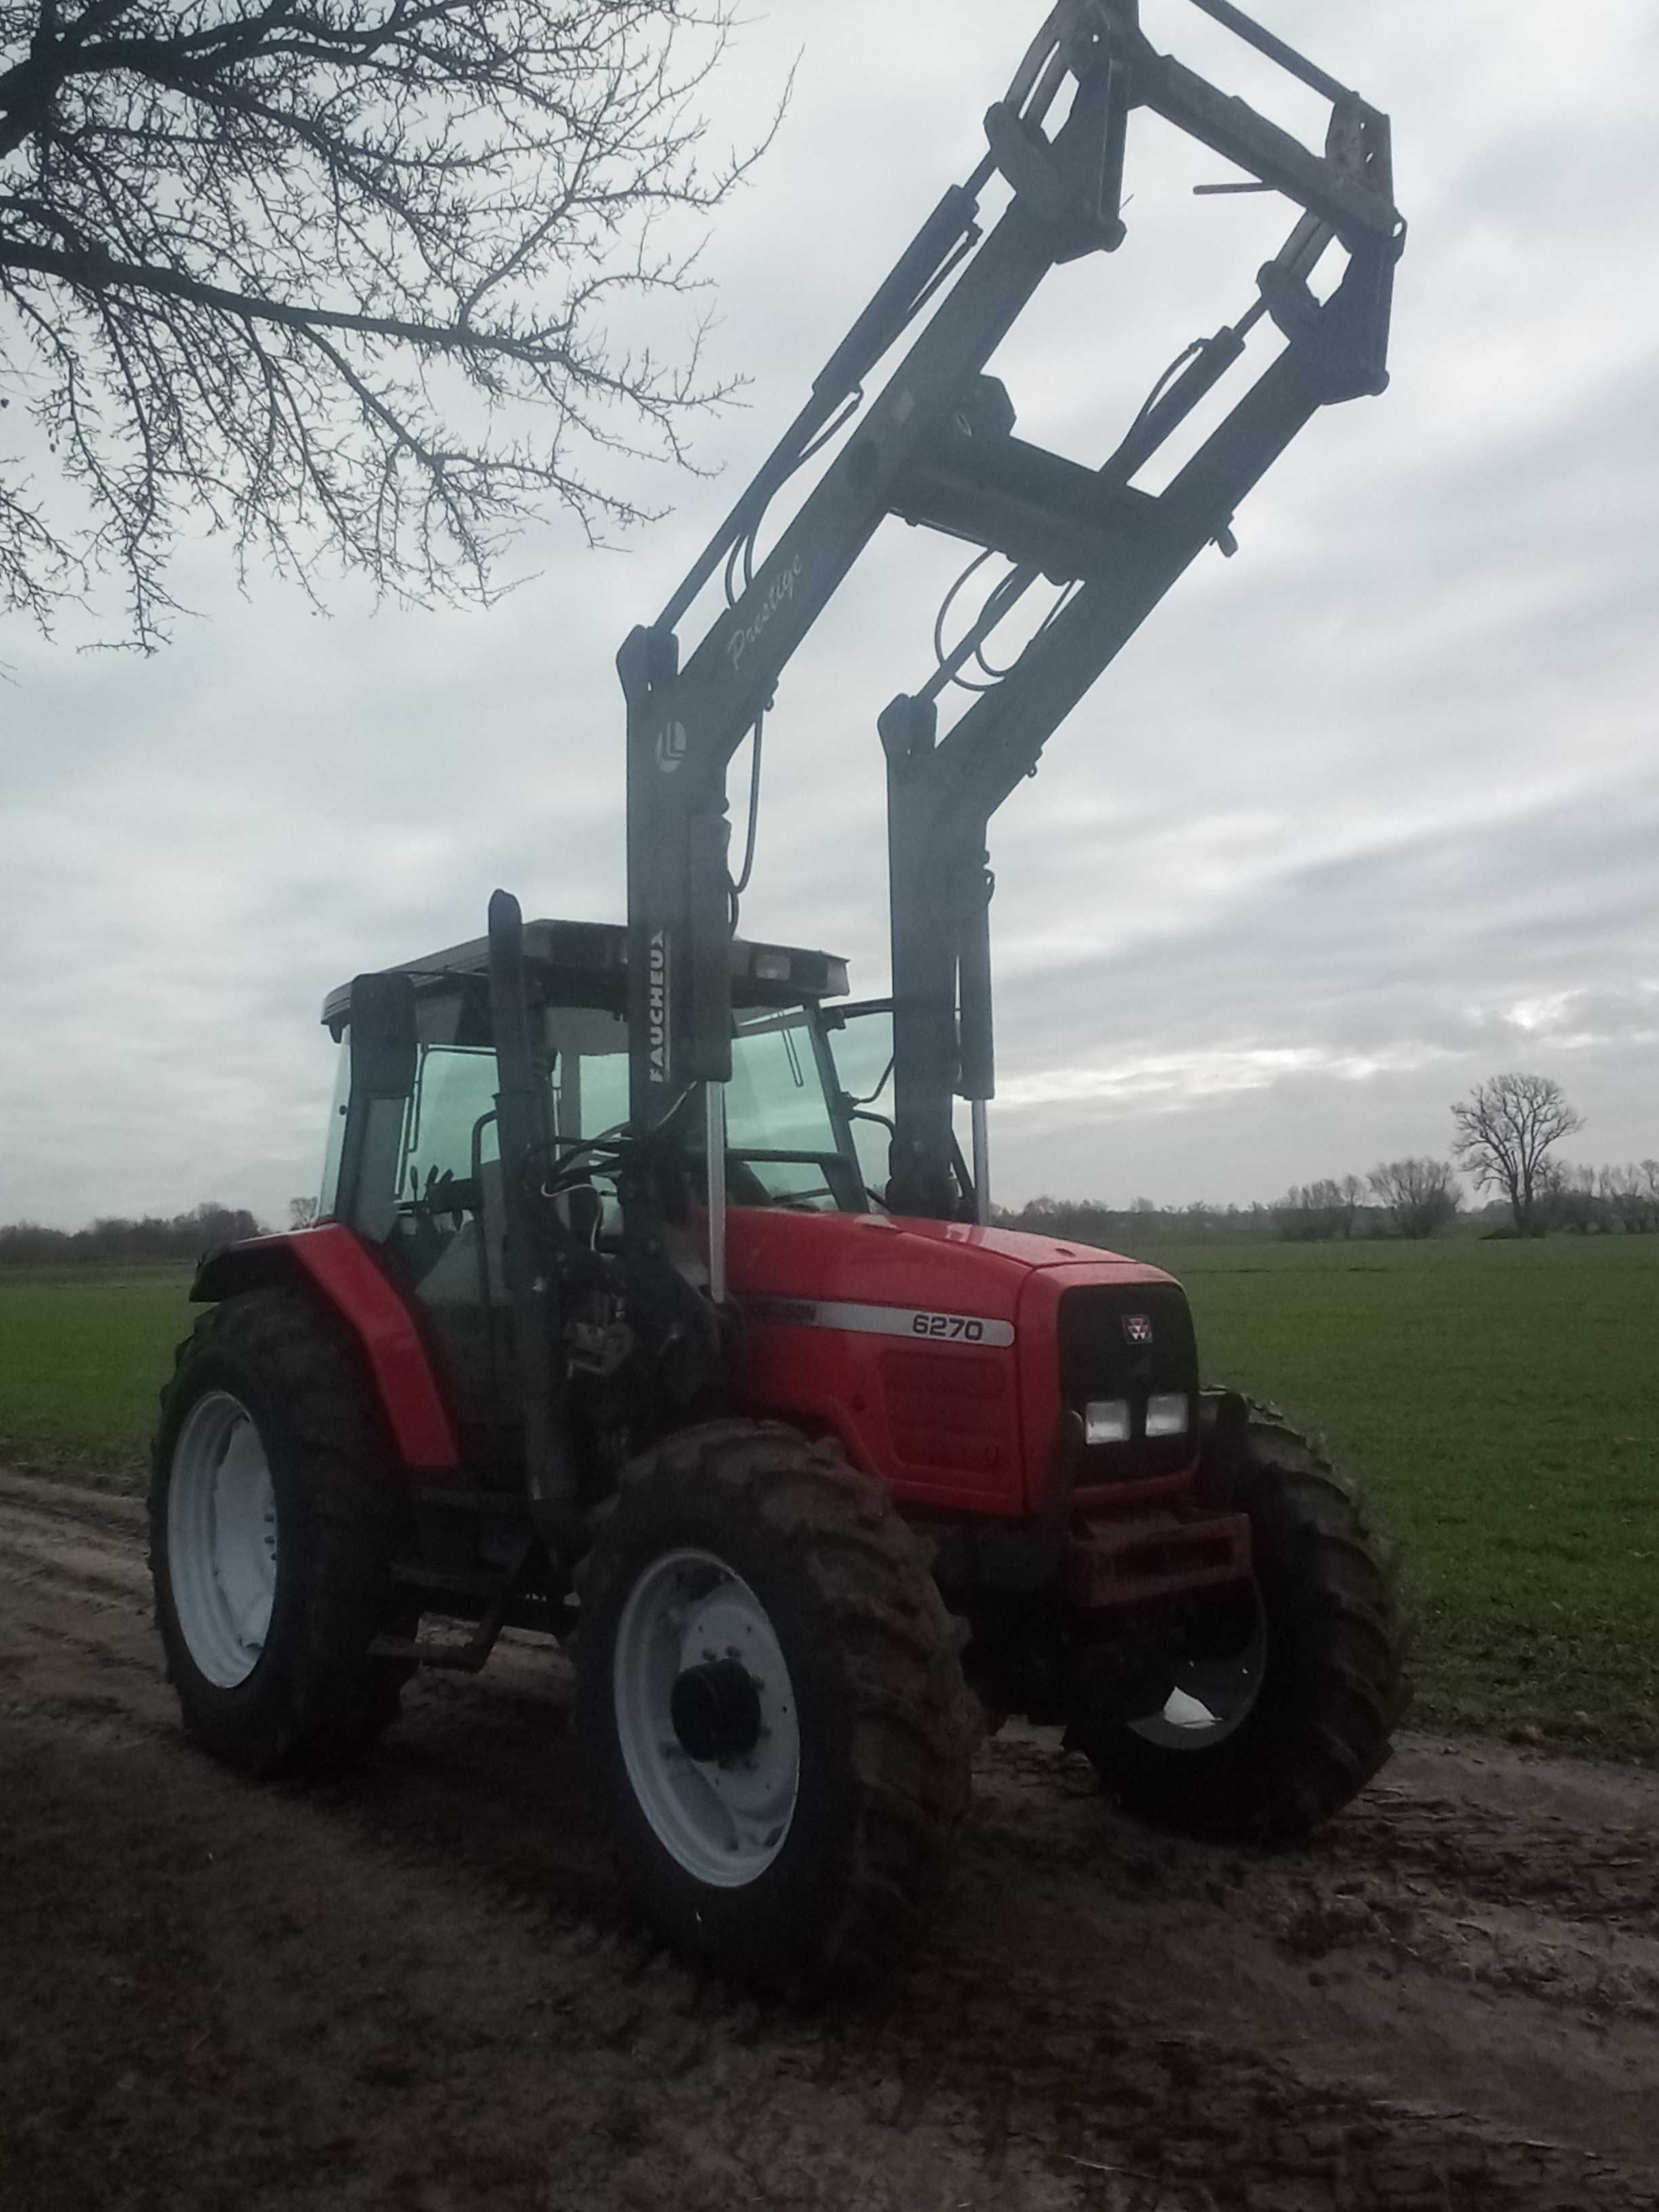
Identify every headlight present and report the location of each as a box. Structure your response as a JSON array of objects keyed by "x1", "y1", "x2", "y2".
[
  {"x1": 1145, "y1": 1392, "x2": 1189, "y2": 1438},
  {"x1": 1084, "y1": 1399, "x2": 1131, "y2": 1444}
]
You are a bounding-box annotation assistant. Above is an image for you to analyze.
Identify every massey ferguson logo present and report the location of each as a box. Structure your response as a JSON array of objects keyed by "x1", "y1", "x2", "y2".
[
  {"x1": 647, "y1": 929, "x2": 670, "y2": 1082},
  {"x1": 1123, "y1": 1314, "x2": 1153, "y2": 1345},
  {"x1": 655, "y1": 720, "x2": 688, "y2": 775}
]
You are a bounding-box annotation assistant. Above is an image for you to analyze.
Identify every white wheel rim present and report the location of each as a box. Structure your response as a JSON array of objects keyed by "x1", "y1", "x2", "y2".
[
  {"x1": 612, "y1": 1549, "x2": 800, "y2": 1888},
  {"x1": 167, "y1": 1390, "x2": 279, "y2": 1689},
  {"x1": 1127, "y1": 1592, "x2": 1267, "y2": 1750}
]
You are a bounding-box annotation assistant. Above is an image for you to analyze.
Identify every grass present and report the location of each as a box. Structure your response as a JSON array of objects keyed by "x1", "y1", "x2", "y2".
[
  {"x1": 2, "y1": 1237, "x2": 1656, "y2": 1763},
  {"x1": 0, "y1": 1264, "x2": 194, "y2": 1488}
]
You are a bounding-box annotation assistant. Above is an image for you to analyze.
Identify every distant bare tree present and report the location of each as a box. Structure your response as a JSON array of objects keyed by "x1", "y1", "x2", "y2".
[
  {"x1": 288, "y1": 1195, "x2": 320, "y2": 1230},
  {"x1": 1367, "y1": 1157, "x2": 1460, "y2": 1240},
  {"x1": 1452, "y1": 1073, "x2": 1585, "y2": 1235},
  {"x1": 1536, "y1": 1160, "x2": 1604, "y2": 1235},
  {"x1": 1274, "y1": 1180, "x2": 1332, "y2": 1241},
  {"x1": 1273, "y1": 1174, "x2": 1368, "y2": 1242},
  {"x1": 1599, "y1": 1164, "x2": 1639, "y2": 1234},
  {"x1": 1334, "y1": 1172, "x2": 1365, "y2": 1238},
  {"x1": 0, "y1": 0, "x2": 770, "y2": 644},
  {"x1": 1271, "y1": 1186, "x2": 1307, "y2": 1240},
  {"x1": 1591, "y1": 1162, "x2": 1659, "y2": 1235}
]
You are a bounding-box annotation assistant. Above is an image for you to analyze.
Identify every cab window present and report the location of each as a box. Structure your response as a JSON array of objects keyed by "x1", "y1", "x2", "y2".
[
  {"x1": 401, "y1": 1045, "x2": 499, "y2": 1198},
  {"x1": 722, "y1": 1008, "x2": 858, "y2": 1212}
]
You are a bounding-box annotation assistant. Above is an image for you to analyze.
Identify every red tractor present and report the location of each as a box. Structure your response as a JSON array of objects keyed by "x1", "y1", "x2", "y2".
[{"x1": 150, "y1": 0, "x2": 1410, "y2": 1989}]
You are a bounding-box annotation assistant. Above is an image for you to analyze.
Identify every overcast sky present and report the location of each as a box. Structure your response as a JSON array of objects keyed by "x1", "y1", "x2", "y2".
[{"x1": 3, "y1": 0, "x2": 1655, "y2": 1229}]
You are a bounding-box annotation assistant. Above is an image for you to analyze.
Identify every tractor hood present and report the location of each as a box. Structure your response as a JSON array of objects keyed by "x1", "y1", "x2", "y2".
[
  {"x1": 724, "y1": 1205, "x2": 1188, "y2": 1517},
  {"x1": 725, "y1": 1205, "x2": 1174, "y2": 1332},
  {"x1": 864, "y1": 1216, "x2": 1160, "y2": 1273}
]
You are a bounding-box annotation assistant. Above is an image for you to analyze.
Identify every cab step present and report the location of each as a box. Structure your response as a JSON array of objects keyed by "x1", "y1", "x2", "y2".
[{"x1": 373, "y1": 1530, "x2": 535, "y2": 1674}]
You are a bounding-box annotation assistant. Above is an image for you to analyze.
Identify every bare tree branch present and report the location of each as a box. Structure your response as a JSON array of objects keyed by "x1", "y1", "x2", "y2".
[
  {"x1": 0, "y1": 0, "x2": 779, "y2": 644},
  {"x1": 1450, "y1": 1073, "x2": 1586, "y2": 1235}
]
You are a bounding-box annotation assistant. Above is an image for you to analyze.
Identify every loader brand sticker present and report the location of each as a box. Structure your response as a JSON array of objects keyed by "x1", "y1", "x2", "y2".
[
  {"x1": 655, "y1": 719, "x2": 688, "y2": 775},
  {"x1": 727, "y1": 552, "x2": 803, "y2": 675},
  {"x1": 647, "y1": 928, "x2": 670, "y2": 1082},
  {"x1": 1123, "y1": 1313, "x2": 1153, "y2": 1345},
  {"x1": 743, "y1": 1296, "x2": 1014, "y2": 1349}
]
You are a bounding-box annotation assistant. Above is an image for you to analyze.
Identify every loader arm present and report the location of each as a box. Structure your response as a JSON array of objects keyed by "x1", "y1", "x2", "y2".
[{"x1": 618, "y1": 0, "x2": 1401, "y2": 1225}]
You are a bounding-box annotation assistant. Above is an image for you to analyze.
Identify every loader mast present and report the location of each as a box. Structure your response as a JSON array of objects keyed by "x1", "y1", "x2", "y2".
[{"x1": 618, "y1": 0, "x2": 1401, "y2": 1227}]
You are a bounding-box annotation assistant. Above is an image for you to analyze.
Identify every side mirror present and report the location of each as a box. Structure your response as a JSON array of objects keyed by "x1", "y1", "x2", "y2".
[
  {"x1": 337, "y1": 971, "x2": 418, "y2": 1241},
  {"x1": 347, "y1": 970, "x2": 417, "y2": 1099}
]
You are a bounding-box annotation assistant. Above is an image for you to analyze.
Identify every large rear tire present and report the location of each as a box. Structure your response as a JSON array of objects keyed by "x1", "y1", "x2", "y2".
[
  {"x1": 576, "y1": 1419, "x2": 977, "y2": 1990},
  {"x1": 149, "y1": 1290, "x2": 416, "y2": 1775},
  {"x1": 1071, "y1": 1412, "x2": 1411, "y2": 1843}
]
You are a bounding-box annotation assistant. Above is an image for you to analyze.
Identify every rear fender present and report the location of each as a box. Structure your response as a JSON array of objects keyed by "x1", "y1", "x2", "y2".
[{"x1": 192, "y1": 1225, "x2": 461, "y2": 1474}]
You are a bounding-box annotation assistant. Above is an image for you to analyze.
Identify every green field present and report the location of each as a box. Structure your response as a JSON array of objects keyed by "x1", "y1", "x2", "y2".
[
  {"x1": 0, "y1": 1264, "x2": 194, "y2": 1483},
  {"x1": 2, "y1": 1239, "x2": 1656, "y2": 1762}
]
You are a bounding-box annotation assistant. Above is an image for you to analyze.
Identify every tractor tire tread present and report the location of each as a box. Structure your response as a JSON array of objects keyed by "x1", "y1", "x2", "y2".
[
  {"x1": 1080, "y1": 1408, "x2": 1412, "y2": 1845},
  {"x1": 149, "y1": 1290, "x2": 415, "y2": 1776},
  {"x1": 576, "y1": 1418, "x2": 977, "y2": 1990}
]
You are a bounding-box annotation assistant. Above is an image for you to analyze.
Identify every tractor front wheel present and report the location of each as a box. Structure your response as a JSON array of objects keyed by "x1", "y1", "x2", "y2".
[
  {"x1": 1070, "y1": 1412, "x2": 1411, "y2": 1843},
  {"x1": 150, "y1": 1290, "x2": 416, "y2": 1775},
  {"x1": 576, "y1": 1420, "x2": 977, "y2": 1990}
]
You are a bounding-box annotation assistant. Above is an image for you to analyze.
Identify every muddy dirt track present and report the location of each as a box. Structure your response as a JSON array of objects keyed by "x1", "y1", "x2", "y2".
[{"x1": 2, "y1": 1466, "x2": 1655, "y2": 2212}]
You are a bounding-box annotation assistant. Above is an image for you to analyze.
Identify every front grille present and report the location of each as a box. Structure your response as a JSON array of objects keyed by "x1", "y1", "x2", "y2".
[
  {"x1": 879, "y1": 1348, "x2": 1016, "y2": 1481},
  {"x1": 1057, "y1": 1282, "x2": 1199, "y2": 1486}
]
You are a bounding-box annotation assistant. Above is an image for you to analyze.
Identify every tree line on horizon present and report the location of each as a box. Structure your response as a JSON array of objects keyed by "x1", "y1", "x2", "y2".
[
  {"x1": 3, "y1": 1075, "x2": 1649, "y2": 1260},
  {"x1": 998, "y1": 1155, "x2": 1659, "y2": 1247},
  {"x1": 1001, "y1": 1075, "x2": 1657, "y2": 1244},
  {"x1": 0, "y1": 1203, "x2": 264, "y2": 1269},
  {"x1": 1264, "y1": 1155, "x2": 1659, "y2": 1242}
]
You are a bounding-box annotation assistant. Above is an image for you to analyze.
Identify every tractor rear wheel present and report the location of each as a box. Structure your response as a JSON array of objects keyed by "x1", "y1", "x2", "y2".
[
  {"x1": 1070, "y1": 1412, "x2": 1410, "y2": 1843},
  {"x1": 149, "y1": 1290, "x2": 416, "y2": 1775},
  {"x1": 576, "y1": 1418, "x2": 977, "y2": 1990}
]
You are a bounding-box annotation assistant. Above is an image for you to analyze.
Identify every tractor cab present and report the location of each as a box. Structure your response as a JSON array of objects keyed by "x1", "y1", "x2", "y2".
[
  {"x1": 314, "y1": 914, "x2": 972, "y2": 1464},
  {"x1": 319, "y1": 916, "x2": 899, "y2": 1227},
  {"x1": 319, "y1": 918, "x2": 972, "y2": 1256}
]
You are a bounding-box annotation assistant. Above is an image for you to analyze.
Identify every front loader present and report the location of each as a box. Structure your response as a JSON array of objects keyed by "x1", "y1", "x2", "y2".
[{"x1": 150, "y1": 0, "x2": 1410, "y2": 1989}]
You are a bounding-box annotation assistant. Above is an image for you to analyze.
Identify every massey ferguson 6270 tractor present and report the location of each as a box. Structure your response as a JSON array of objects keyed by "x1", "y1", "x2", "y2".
[{"x1": 150, "y1": 0, "x2": 1410, "y2": 1987}]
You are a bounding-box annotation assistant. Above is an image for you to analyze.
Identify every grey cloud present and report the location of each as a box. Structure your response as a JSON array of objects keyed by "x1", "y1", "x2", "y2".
[{"x1": 3, "y1": 0, "x2": 1657, "y2": 1224}]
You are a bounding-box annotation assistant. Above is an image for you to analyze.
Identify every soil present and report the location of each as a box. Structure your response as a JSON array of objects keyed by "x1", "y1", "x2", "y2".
[{"x1": 2, "y1": 1463, "x2": 1656, "y2": 2212}]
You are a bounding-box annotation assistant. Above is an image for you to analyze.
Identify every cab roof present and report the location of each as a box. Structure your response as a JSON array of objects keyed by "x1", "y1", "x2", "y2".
[{"x1": 321, "y1": 916, "x2": 848, "y2": 1036}]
